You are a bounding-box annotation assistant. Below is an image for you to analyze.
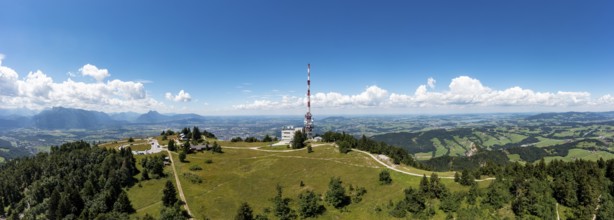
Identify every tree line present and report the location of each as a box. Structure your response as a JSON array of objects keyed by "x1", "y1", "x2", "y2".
[
  {"x1": 0, "y1": 141, "x2": 138, "y2": 219},
  {"x1": 231, "y1": 134, "x2": 276, "y2": 143}
]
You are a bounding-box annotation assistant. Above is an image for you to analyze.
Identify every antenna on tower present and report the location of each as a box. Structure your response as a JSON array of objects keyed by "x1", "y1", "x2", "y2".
[{"x1": 304, "y1": 64, "x2": 313, "y2": 139}]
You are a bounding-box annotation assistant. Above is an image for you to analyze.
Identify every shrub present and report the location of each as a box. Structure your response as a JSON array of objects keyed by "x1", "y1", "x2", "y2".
[{"x1": 189, "y1": 165, "x2": 202, "y2": 171}]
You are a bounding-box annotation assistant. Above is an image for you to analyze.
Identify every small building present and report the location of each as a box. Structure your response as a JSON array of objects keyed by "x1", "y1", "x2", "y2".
[
  {"x1": 179, "y1": 133, "x2": 188, "y2": 141},
  {"x1": 281, "y1": 126, "x2": 303, "y2": 142},
  {"x1": 190, "y1": 144, "x2": 208, "y2": 152}
]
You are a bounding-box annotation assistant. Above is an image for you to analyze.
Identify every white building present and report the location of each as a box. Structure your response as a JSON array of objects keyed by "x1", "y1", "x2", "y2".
[{"x1": 281, "y1": 126, "x2": 302, "y2": 142}]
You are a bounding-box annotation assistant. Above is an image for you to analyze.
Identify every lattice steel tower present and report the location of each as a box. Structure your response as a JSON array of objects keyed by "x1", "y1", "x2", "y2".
[{"x1": 304, "y1": 64, "x2": 313, "y2": 139}]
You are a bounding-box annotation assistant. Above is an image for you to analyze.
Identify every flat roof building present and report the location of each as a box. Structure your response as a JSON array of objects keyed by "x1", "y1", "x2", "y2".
[{"x1": 281, "y1": 126, "x2": 302, "y2": 142}]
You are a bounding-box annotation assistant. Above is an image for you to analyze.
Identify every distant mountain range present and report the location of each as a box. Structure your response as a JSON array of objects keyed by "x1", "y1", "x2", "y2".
[
  {"x1": 33, "y1": 107, "x2": 121, "y2": 129},
  {"x1": 0, "y1": 107, "x2": 208, "y2": 130},
  {"x1": 1, "y1": 108, "x2": 614, "y2": 131}
]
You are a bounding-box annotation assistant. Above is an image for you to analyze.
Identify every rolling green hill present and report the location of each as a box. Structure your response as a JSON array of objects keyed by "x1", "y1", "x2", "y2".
[
  {"x1": 372, "y1": 124, "x2": 614, "y2": 167},
  {"x1": 129, "y1": 143, "x2": 493, "y2": 219}
]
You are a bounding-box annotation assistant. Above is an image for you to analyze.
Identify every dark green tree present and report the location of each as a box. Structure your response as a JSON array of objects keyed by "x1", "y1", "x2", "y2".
[
  {"x1": 379, "y1": 169, "x2": 392, "y2": 185},
  {"x1": 192, "y1": 126, "x2": 202, "y2": 141},
  {"x1": 292, "y1": 131, "x2": 306, "y2": 149},
  {"x1": 325, "y1": 177, "x2": 348, "y2": 208},
  {"x1": 160, "y1": 206, "x2": 186, "y2": 220},
  {"x1": 403, "y1": 187, "x2": 426, "y2": 213},
  {"x1": 212, "y1": 141, "x2": 223, "y2": 153},
  {"x1": 128, "y1": 137, "x2": 134, "y2": 142},
  {"x1": 0, "y1": 196, "x2": 4, "y2": 217},
  {"x1": 47, "y1": 188, "x2": 60, "y2": 220},
  {"x1": 113, "y1": 190, "x2": 135, "y2": 213},
  {"x1": 389, "y1": 200, "x2": 407, "y2": 218},
  {"x1": 272, "y1": 184, "x2": 295, "y2": 220},
  {"x1": 454, "y1": 172, "x2": 460, "y2": 183},
  {"x1": 56, "y1": 192, "x2": 71, "y2": 219},
  {"x1": 482, "y1": 180, "x2": 511, "y2": 210},
  {"x1": 168, "y1": 139, "x2": 176, "y2": 151},
  {"x1": 262, "y1": 134, "x2": 273, "y2": 142},
  {"x1": 430, "y1": 173, "x2": 447, "y2": 199},
  {"x1": 298, "y1": 190, "x2": 321, "y2": 218},
  {"x1": 419, "y1": 174, "x2": 430, "y2": 197},
  {"x1": 337, "y1": 140, "x2": 352, "y2": 154},
  {"x1": 460, "y1": 169, "x2": 475, "y2": 186},
  {"x1": 235, "y1": 202, "x2": 254, "y2": 220},
  {"x1": 440, "y1": 192, "x2": 461, "y2": 213},
  {"x1": 141, "y1": 168, "x2": 150, "y2": 181},
  {"x1": 552, "y1": 171, "x2": 578, "y2": 206},
  {"x1": 179, "y1": 151, "x2": 187, "y2": 163},
  {"x1": 467, "y1": 183, "x2": 479, "y2": 205},
  {"x1": 162, "y1": 180, "x2": 178, "y2": 207},
  {"x1": 182, "y1": 141, "x2": 191, "y2": 153}
]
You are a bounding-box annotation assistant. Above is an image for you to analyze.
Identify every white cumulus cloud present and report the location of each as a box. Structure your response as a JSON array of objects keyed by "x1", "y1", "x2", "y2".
[
  {"x1": 427, "y1": 77, "x2": 436, "y2": 89},
  {"x1": 0, "y1": 58, "x2": 164, "y2": 113},
  {"x1": 234, "y1": 75, "x2": 614, "y2": 113},
  {"x1": 79, "y1": 64, "x2": 110, "y2": 82},
  {"x1": 165, "y1": 90, "x2": 192, "y2": 102}
]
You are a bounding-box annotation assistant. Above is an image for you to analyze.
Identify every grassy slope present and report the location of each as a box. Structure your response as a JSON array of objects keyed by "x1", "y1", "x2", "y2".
[
  {"x1": 128, "y1": 153, "x2": 175, "y2": 219},
  {"x1": 100, "y1": 139, "x2": 148, "y2": 150},
  {"x1": 168, "y1": 145, "x2": 490, "y2": 219}
]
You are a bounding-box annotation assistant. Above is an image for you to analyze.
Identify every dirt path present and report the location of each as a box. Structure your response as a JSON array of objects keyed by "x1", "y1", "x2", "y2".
[
  {"x1": 593, "y1": 194, "x2": 602, "y2": 220},
  {"x1": 225, "y1": 143, "x2": 496, "y2": 182},
  {"x1": 167, "y1": 150, "x2": 193, "y2": 219}
]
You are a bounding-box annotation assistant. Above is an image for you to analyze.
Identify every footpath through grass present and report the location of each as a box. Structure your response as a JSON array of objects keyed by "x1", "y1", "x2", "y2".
[
  {"x1": 127, "y1": 153, "x2": 175, "y2": 219},
  {"x1": 170, "y1": 144, "x2": 486, "y2": 219}
]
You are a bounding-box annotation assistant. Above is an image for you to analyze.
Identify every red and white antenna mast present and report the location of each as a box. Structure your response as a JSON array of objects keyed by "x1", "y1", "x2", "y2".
[{"x1": 304, "y1": 64, "x2": 313, "y2": 139}]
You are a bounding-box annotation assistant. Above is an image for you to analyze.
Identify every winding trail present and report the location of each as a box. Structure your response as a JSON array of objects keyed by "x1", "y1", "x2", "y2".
[
  {"x1": 224, "y1": 143, "x2": 496, "y2": 182},
  {"x1": 162, "y1": 140, "x2": 193, "y2": 219}
]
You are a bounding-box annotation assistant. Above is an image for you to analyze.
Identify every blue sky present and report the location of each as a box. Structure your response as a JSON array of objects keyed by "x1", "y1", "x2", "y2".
[{"x1": 0, "y1": 0, "x2": 613, "y2": 115}]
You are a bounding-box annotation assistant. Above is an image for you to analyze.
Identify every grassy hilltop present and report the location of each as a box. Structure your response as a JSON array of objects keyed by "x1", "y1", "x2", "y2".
[{"x1": 127, "y1": 141, "x2": 494, "y2": 219}]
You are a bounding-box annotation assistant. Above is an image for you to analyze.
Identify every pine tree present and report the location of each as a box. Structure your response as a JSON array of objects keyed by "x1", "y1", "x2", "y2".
[
  {"x1": 460, "y1": 169, "x2": 475, "y2": 186},
  {"x1": 430, "y1": 173, "x2": 448, "y2": 199},
  {"x1": 182, "y1": 141, "x2": 191, "y2": 153},
  {"x1": 141, "y1": 169, "x2": 150, "y2": 180},
  {"x1": 0, "y1": 197, "x2": 4, "y2": 217},
  {"x1": 212, "y1": 141, "x2": 223, "y2": 153},
  {"x1": 192, "y1": 126, "x2": 202, "y2": 141},
  {"x1": 162, "y1": 180, "x2": 178, "y2": 207},
  {"x1": 179, "y1": 151, "x2": 187, "y2": 163},
  {"x1": 262, "y1": 134, "x2": 273, "y2": 142},
  {"x1": 379, "y1": 169, "x2": 392, "y2": 185},
  {"x1": 235, "y1": 202, "x2": 254, "y2": 220},
  {"x1": 325, "y1": 177, "x2": 347, "y2": 208},
  {"x1": 454, "y1": 172, "x2": 460, "y2": 183},
  {"x1": 160, "y1": 206, "x2": 186, "y2": 220},
  {"x1": 113, "y1": 191, "x2": 135, "y2": 213},
  {"x1": 272, "y1": 184, "x2": 295, "y2": 220},
  {"x1": 168, "y1": 139, "x2": 176, "y2": 151},
  {"x1": 419, "y1": 174, "x2": 430, "y2": 197},
  {"x1": 298, "y1": 190, "x2": 321, "y2": 218},
  {"x1": 47, "y1": 188, "x2": 60, "y2": 220},
  {"x1": 467, "y1": 183, "x2": 479, "y2": 205},
  {"x1": 292, "y1": 131, "x2": 306, "y2": 149}
]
